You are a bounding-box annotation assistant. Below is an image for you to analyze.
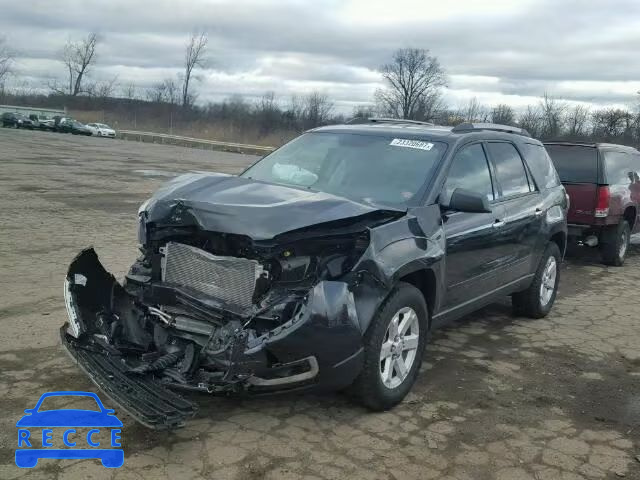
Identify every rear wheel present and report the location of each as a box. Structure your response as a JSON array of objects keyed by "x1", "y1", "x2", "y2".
[
  {"x1": 512, "y1": 242, "x2": 561, "y2": 318},
  {"x1": 350, "y1": 282, "x2": 428, "y2": 411},
  {"x1": 601, "y1": 221, "x2": 630, "y2": 266}
]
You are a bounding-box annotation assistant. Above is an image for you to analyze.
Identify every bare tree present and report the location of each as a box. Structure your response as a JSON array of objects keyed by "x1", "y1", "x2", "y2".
[
  {"x1": 147, "y1": 78, "x2": 179, "y2": 104},
  {"x1": 86, "y1": 76, "x2": 118, "y2": 99},
  {"x1": 491, "y1": 104, "x2": 516, "y2": 125},
  {"x1": 565, "y1": 105, "x2": 590, "y2": 138},
  {"x1": 302, "y1": 91, "x2": 333, "y2": 129},
  {"x1": 539, "y1": 93, "x2": 567, "y2": 138},
  {"x1": 351, "y1": 104, "x2": 377, "y2": 121},
  {"x1": 461, "y1": 97, "x2": 488, "y2": 122},
  {"x1": 518, "y1": 105, "x2": 543, "y2": 138},
  {"x1": 592, "y1": 108, "x2": 631, "y2": 139},
  {"x1": 283, "y1": 94, "x2": 305, "y2": 130},
  {"x1": 0, "y1": 37, "x2": 14, "y2": 90},
  {"x1": 58, "y1": 33, "x2": 99, "y2": 96},
  {"x1": 376, "y1": 47, "x2": 446, "y2": 119},
  {"x1": 413, "y1": 91, "x2": 446, "y2": 123},
  {"x1": 255, "y1": 91, "x2": 281, "y2": 134},
  {"x1": 181, "y1": 31, "x2": 208, "y2": 107},
  {"x1": 122, "y1": 82, "x2": 138, "y2": 100}
]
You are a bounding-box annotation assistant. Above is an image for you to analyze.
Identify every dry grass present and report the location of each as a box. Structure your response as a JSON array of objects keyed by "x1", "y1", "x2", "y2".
[{"x1": 69, "y1": 110, "x2": 296, "y2": 148}]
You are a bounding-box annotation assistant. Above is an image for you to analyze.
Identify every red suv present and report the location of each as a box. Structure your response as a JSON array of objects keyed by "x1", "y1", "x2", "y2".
[{"x1": 544, "y1": 142, "x2": 640, "y2": 265}]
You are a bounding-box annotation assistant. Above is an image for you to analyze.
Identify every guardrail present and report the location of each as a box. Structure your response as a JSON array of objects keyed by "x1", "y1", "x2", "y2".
[{"x1": 118, "y1": 129, "x2": 275, "y2": 155}]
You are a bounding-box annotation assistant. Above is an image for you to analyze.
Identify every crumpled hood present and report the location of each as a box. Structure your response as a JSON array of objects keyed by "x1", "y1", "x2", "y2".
[{"x1": 142, "y1": 173, "x2": 405, "y2": 241}]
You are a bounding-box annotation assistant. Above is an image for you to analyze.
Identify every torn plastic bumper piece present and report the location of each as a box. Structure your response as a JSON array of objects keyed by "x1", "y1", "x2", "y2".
[{"x1": 60, "y1": 327, "x2": 198, "y2": 429}]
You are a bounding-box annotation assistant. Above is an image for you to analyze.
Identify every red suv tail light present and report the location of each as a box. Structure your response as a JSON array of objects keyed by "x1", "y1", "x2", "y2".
[{"x1": 595, "y1": 186, "x2": 610, "y2": 218}]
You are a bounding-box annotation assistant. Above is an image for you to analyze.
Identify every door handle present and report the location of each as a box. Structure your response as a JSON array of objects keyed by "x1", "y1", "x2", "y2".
[{"x1": 493, "y1": 220, "x2": 505, "y2": 228}]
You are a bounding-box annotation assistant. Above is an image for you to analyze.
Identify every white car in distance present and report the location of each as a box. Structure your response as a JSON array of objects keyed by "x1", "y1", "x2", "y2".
[{"x1": 86, "y1": 123, "x2": 117, "y2": 138}]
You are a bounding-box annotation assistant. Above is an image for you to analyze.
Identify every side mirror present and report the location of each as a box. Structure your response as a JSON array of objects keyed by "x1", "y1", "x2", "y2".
[{"x1": 442, "y1": 188, "x2": 491, "y2": 213}]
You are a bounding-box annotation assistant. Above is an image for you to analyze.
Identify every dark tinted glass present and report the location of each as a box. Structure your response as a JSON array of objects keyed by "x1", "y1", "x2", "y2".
[
  {"x1": 486, "y1": 142, "x2": 530, "y2": 197},
  {"x1": 545, "y1": 145, "x2": 598, "y2": 183},
  {"x1": 603, "y1": 151, "x2": 633, "y2": 185},
  {"x1": 444, "y1": 143, "x2": 494, "y2": 201},
  {"x1": 522, "y1": 143, "x2": 561, "y2": 189}
]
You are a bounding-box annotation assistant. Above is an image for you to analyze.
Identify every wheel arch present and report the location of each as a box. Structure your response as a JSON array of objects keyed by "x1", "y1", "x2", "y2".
[
  {"x1": 397, "y1": 268, "x2": 437, "y2": 328},
  {"x1": 549, "y1": 230, "x2": 567, "y2": 258}
]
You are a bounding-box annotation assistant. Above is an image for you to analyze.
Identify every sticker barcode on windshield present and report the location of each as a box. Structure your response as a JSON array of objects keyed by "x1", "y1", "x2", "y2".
[{"x1": 390, "y1": 139, "x2": 434, "y2": 151}]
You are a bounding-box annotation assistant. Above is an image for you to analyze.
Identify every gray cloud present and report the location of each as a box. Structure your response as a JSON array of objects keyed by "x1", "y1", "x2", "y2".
[{"x1": 1, "y1": 0, "x2": 639, "y2": 110}]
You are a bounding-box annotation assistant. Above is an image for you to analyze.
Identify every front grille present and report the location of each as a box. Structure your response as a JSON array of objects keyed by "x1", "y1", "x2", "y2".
[{"x1": 161, "y1": 242, "x2": 261, "y2": 309}]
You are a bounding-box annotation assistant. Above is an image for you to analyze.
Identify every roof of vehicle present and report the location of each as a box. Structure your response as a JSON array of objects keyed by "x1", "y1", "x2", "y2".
[
  {"x1": 313, "y1": 120, "x2": 541, "y2": 145},
  {"x1": 543, "y1": 141, "x2": 639, "y2": 153}
]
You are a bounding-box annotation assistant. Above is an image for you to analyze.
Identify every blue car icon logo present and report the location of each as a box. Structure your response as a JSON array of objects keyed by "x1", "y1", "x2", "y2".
[{"x1": 16, "y1": 391, "x2": 123, "y2": 468}]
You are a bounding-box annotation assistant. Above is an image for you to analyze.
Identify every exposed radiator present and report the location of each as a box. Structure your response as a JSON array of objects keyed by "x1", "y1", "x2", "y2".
[{"x1": 161, "y1": 242, "x2": 262, "y2": 309}]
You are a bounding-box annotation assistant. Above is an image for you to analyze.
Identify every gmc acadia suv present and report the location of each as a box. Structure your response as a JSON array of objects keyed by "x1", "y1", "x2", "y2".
[{"x1": 61, "y1": 120, "x2": 568, "y2": 428}]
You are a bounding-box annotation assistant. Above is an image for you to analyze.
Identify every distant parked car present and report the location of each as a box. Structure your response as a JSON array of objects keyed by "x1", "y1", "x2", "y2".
[
  {"x1": 86, "y1": 123, "x2": 116, "y2": 138},
  {"x1": 58, "y1": 119, "x2": 92, "y2": 136},
  {"x1": 39, "y1": 118, "x2": 56, "y2": 131},
  {"x1": 28, "y1": 115, "x2": 55, "y2": 131},
  {"x1": 2, "y1": 112, "x2": 34, "y2": 129},
  {"x1": 545, "y1": 142, "x2": 640, "y2": 265},
  {"x1": 54, "y1": 116, "x2": 74, "y2": 132}
]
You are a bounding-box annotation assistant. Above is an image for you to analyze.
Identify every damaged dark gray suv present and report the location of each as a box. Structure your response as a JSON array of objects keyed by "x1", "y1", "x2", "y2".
[{"x1": 62, "y1": 120, "x2": 568, "y2": 428}]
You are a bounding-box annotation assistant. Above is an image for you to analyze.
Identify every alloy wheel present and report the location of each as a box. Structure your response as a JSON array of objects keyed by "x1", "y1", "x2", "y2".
[
  {"x1": 379, "y1": 307, "x2": 420, "y2": 389},
  {"x1": 539, "y1": 256, "x2": 557, "y2": 307}
]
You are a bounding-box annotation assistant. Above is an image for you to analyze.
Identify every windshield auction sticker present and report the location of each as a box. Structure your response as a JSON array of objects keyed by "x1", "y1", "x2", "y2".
[{"x1": 389, "y1": 139, "x2": 434, "y2": 151}]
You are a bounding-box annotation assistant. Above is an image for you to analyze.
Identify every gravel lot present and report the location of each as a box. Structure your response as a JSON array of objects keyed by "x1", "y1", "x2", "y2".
[{"x1": 0, "y1": 128, "x2": 638, "y2": 480}]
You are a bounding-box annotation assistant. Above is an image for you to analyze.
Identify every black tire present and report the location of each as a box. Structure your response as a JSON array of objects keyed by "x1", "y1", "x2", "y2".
[
  {"x1": 512, "y1": 242, "x2": 561, "y2": 319},
  {"x1": 600, "y1": 221, "x2": 630, "y2": 266},
  {"x1": 349, "y1": 282, "x2": 428, "y2": 411}
]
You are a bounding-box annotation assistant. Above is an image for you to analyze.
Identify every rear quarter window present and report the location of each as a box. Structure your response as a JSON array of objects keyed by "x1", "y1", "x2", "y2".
[
  {"x1": 522, "y1": 143, "x2": 561, "y2": 190},
  {"x1": 545, "y1": 145, "x2": 598, "y2": 183},
  {"x1": 603, "y1": 150, "x2": 633, "y2": 186}
]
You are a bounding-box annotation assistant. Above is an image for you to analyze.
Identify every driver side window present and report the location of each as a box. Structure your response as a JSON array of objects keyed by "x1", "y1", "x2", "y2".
[{"x1": 443, "y1": 143, "x2": 495, "y2": 202}]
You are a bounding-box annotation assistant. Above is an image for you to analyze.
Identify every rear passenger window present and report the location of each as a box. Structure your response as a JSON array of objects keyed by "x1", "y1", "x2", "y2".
[
  {"x1": 486, "y1": 142, "x2": 531, "y2": 197},
  {"x1": 522, "y1": 144, "x2": 560, "y2": 189},
  {"x1": 444, "y1": 143, "x2": 494, "y2": 201}
]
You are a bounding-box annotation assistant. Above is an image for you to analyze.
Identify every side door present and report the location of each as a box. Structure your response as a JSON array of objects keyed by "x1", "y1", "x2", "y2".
[
  {"x1": 485, "y1": 141, "x2": 543, "y2": 283},
  {"x1": 440, "y1": 142, "x2": 507, "y2": 310}
]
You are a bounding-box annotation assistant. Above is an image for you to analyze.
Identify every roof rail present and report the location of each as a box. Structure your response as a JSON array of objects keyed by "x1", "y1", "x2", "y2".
[
  {"x1": 346, "y1": 117, "x2": 436, "y2": 127},
  {"x1": 452, "y1": 122, "x2": 531, "y2": 137}
]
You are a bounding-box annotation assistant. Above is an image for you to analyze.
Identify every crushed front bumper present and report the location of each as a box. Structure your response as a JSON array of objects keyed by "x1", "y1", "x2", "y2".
[{"x1": 61, "y1": 248, "x2": 365, "y2": 428}]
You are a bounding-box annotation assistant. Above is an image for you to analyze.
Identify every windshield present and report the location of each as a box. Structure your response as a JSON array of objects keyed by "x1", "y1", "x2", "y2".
[
  {"x1": 241, "y1": 132, "x2": 446, "y2": 205},
  {"x1": 545, "y1": 144, "x2": 598, "y2": 183}
]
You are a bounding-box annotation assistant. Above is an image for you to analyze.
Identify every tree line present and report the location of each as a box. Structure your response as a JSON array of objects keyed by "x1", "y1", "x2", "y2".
[{"x1": 1, "y1": 35, "x2": 638, "y2": 147}]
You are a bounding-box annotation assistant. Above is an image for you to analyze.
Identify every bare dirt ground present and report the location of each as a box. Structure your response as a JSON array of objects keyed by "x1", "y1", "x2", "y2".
[{"x1": 0, "y1": 128, "x2": 638, "y2": 480}]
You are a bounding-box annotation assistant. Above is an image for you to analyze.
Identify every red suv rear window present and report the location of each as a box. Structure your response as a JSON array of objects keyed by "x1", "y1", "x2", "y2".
[{"x1": 545, "y1": 145, "x2": 598, "y2": 183}]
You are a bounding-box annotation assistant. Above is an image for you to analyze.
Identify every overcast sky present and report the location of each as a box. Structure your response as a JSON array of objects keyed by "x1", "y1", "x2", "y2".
[{"x1": 2, "y1": 0, "x2": 639, "y2": 113}]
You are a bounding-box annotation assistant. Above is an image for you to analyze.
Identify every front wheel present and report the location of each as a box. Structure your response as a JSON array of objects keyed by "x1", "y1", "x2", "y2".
[
  {"x1": 350, "y1": 282, "x2": 428, "y2": 411},
  {"x1": 512, "y1": 242, "x2": 561, "y2": 318}
]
